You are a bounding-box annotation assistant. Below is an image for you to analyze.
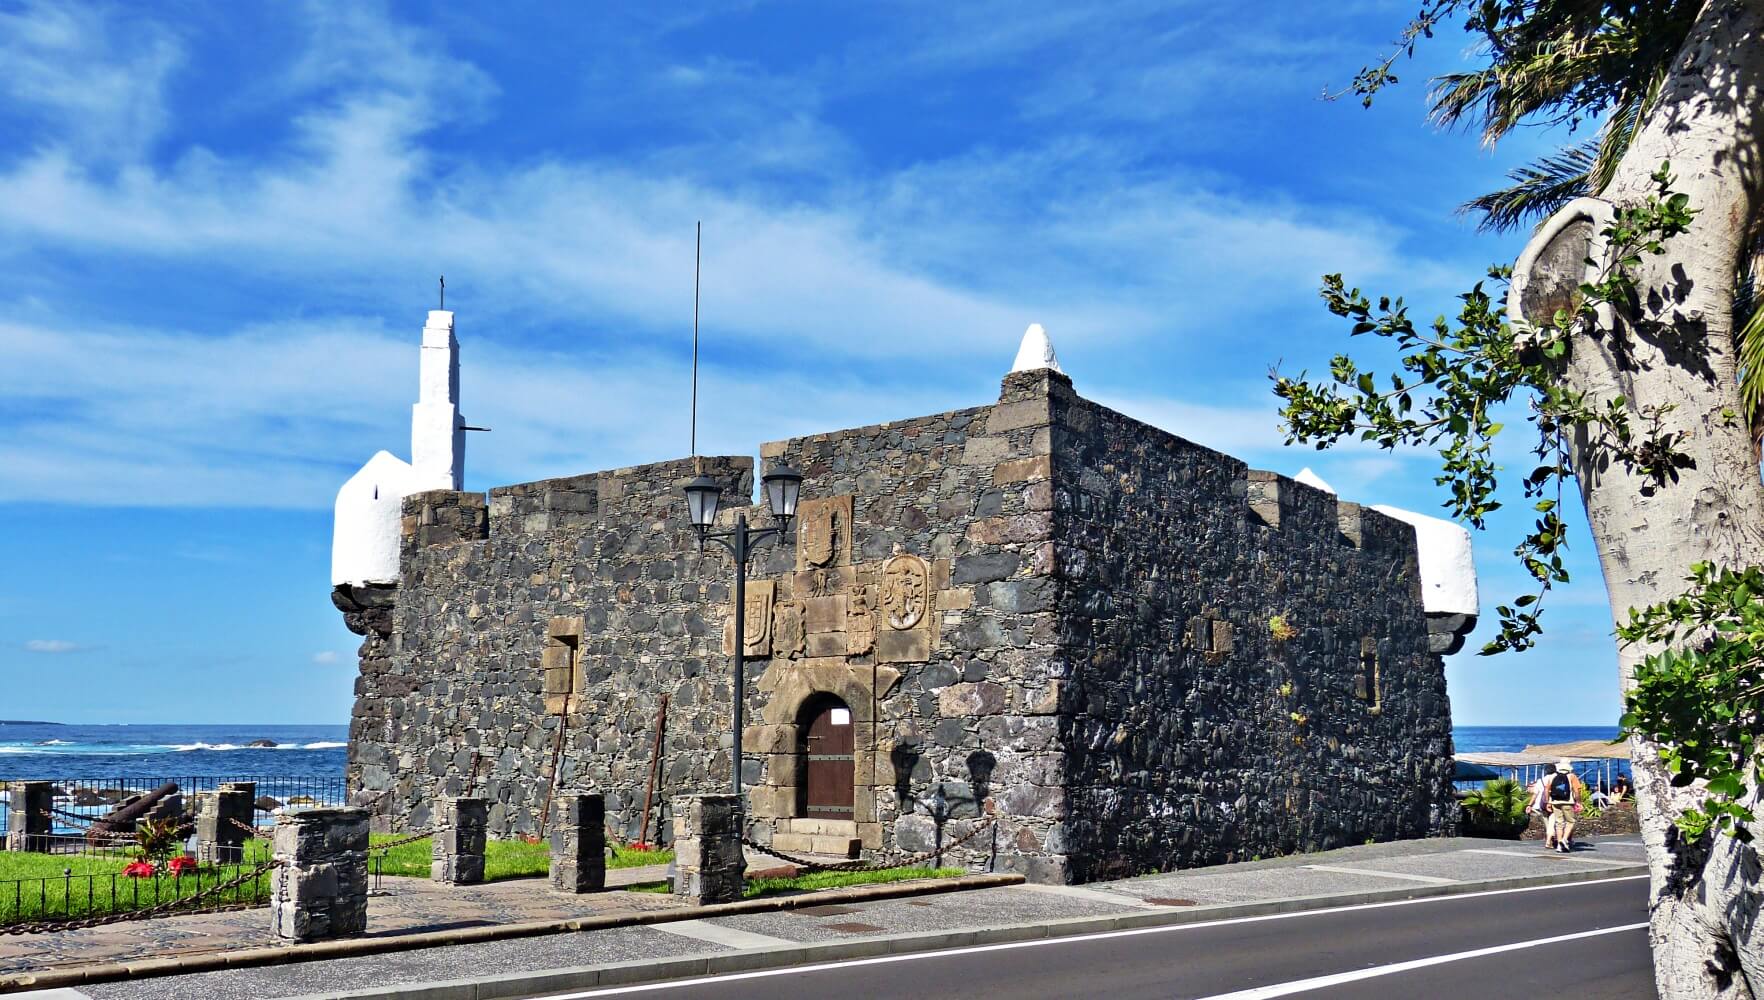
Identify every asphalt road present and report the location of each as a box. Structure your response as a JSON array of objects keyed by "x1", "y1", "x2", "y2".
[{"x1": 528, "y1": 875, "x2": 1653, "y2": 1000}]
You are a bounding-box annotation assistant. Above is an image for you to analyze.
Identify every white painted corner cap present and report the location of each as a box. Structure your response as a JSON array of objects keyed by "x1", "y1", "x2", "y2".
[
  {"x1": 1294, "y1": 468, "x2": 1335, "y2": 494},
  {"x1": 1010, "y1": 323, "x2": 1064, "y2": 375},
  {"x1": 1371, "y1": 504, "x2": 1480, "y2": 617}
]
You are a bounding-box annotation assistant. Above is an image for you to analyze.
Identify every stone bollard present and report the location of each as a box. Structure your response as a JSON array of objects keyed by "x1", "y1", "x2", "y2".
[
  {"x1": 432, "y1": 797, "x2": 487, "y2": 885},
  {"x1": 196, "y1": 782, "x2": 256, "y2": 864},
  {"x1": 549, "y1": 793, "x2": 606, "y2": 893},
  {"x1": 270, "y1": 807, "x2": 369, "y2": 942},
  {"x1": 5, "y1": 781, "x2": 51, "y2": 852},
  {"x1": 671, "y1": 794, "x2": 745, "y2": 905}
]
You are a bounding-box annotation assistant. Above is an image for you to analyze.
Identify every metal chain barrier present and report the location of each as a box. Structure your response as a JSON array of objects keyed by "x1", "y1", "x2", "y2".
[
  {"x1": 227, "y1": 817, "x2": 269, "y2": 839},
  {"x1": 370, "y1": 826, "x2": 448, "y2": 853},
  {"x1": 0, "y1": 857, "x2": 283, "y2": 936},
  {"x1": 741, "y1": 812, "x2": 997, "y2": 874}
]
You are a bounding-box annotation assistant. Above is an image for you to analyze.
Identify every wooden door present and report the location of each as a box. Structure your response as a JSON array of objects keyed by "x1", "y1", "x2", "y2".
[{"x1": 802, "y1": 700, "x2": 854, "y2": 818}]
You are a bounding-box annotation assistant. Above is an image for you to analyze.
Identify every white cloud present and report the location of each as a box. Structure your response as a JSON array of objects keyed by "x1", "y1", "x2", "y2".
[
  {"x1": 311, "y1": 651, "x2": 341, "y2": 664},
  {"x1": 24, "y1": 640, "x2": 85, "y2": 654},
  {"x1": 0, "y1": 2, "x2": 1472, "y2": 511},
  {"x1": 0, "y1": 1, "x2": 183, "y2": 160}
]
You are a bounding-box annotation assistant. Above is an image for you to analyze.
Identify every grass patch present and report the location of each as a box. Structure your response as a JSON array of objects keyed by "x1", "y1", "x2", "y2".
[
  {"x1": 609, "y1": 844, "x2": 674, "y2": 869},
  {"x1": 0, "y1": 851, "x2": 133, "y2": 881},
  {"x1": 745, "y1": 866, "x2": 963, "y2": 898},
  {"x1": 0, "y1": 852, "x2": 274, "y2": 927},
  {"x1": 367, "y1": 835, "x2": 673, "y2": 881},
  {"x1": 625, "y1": 865, "x2": 964, "y2": 898}
]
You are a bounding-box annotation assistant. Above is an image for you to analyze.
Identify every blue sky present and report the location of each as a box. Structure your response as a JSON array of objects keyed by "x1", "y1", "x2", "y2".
[{"x1": 0, "y1": 1, "x2": 1623, "y2": 726}]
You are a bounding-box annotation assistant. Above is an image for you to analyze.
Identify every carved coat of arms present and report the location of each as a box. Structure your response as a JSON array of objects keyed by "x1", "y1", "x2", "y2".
[
  {"x1": 740, "y1": 580, "x2": 774, "y2": 656},
  {"x1": 880, "y1": 552, "x2": 929, "y2": 630},
  {"x1": 795, "y1": 495, "x2": 852, "y2": 569}
]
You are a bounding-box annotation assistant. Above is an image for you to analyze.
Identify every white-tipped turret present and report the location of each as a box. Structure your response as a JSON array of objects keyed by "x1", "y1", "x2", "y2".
[
  {"x1": 332, "y1": 307, "x2": 469, "y2": 587},
  {"x1": 1010, "y1": 323, "x2": 1064, "y2": 375}
]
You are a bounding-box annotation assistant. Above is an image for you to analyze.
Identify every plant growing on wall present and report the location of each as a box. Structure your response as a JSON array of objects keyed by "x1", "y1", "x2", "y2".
[{"x1": 1268, "y1": 615, "x2": 1297, "y2": 643}]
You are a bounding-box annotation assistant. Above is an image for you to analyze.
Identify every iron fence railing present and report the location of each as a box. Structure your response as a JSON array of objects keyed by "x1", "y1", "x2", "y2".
[
  {"x1": 0, "y1": 775, "x2": 348, "y2": 841},
  {"x1": 0, "y1": 859, "x2": 276, "y2": 927}
]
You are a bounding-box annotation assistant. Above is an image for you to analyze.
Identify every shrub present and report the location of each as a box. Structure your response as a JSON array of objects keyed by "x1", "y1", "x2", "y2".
[{"x1": 1461, "y1": 778, "x2": 1529, "y2": 827}]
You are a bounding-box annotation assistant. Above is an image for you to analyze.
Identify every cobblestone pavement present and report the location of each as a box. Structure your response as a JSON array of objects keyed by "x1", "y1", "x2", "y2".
[
  {"x1": 16, "y1": 836, "x2": 1647, "y2": 1000},
  {"x1": 0, "y1": 863, "x2": 679, "y2": 976}
]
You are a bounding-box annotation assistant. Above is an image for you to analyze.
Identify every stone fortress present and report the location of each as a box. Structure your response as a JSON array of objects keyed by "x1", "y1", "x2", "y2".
[{"x1": 331, "y1": 313, "x2": 1478, "y2": 884}]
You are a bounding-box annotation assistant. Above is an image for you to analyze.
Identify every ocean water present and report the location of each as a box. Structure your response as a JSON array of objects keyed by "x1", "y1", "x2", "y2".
[
  {"x1": 0, "y1": 721, "x2": 1612, "y2": 783},
  {"x1": 1451, "y1": 725, "x2": 1621, "y2": 754},
  {"x1": 0, "y1": 722, "x2": 348, "y2": 781}
]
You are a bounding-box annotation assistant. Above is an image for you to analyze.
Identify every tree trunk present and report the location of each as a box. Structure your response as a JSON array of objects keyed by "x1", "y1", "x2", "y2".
[{"x1": 1526, "y1": 2, "x2": 1764, "y2": 995}]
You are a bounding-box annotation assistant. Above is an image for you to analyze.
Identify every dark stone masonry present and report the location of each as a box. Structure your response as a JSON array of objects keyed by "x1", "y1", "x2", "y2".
[{"x1": 338, "y1": 369, "x2": 1458, "y2": 884}]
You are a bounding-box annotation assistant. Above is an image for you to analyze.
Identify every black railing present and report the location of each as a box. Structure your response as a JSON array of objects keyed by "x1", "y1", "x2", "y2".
[
  {"x1": 0, "y1": 859, "x2": 276, "y2": 927},
  {"x1": 0, "y1": 775, "x2": 348, "y2": 842}
]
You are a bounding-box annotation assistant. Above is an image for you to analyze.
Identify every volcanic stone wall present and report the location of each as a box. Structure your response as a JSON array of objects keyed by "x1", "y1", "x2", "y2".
[
  {"x1": 338, "y1": 369, "x2": 1455, "y2": 881},
  {"x1": 1046, "y1": 371, "x2": 1457, "y2": 882},
  {"x1": 344, "y1": 456, "x2": 754, "y2": 836}
]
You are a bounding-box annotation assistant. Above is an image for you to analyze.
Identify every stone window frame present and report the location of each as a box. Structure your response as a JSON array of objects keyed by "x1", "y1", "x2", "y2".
[
  {"x1": 1186, "y1": 614, "x2": 1233, "y2": 664},
  {"x1": 1356, "y1": 636, "x2": 1381, "y2": 713},
  {"x1": 543, "y1": 616, "x2": 585, "y2": 714}
]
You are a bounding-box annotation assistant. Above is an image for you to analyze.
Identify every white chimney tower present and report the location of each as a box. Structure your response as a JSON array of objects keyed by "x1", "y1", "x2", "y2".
[{"x1": 410, "y1": 309, "x2": 465, "y2": 491}]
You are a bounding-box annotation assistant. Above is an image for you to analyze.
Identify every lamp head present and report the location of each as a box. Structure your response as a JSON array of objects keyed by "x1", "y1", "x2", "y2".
[
  {"x1": 684, "y1": 475, "x2": 722, "y2": 540},
  {"x1": 761, "y1": 464, "x2": 803, "y2": 530}
]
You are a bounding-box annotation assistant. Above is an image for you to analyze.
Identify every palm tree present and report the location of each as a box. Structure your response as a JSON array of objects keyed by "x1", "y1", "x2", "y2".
[{"x1": 1415, "y1": 0, "x2": 1764, "y2": 445}]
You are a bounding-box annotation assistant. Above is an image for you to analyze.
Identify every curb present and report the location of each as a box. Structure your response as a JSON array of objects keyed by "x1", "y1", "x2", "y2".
[
  {"x1": 0, "y1": 873, "x2": 1023, "y2": 995},
  {"x1": 300, "y1": 863, "x2": 1650, "y2": 1000}
]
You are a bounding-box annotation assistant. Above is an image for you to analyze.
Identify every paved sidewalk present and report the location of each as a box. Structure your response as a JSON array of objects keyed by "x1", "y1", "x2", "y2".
[
  {"x1": 0, "y1": 863, "x2": 681, "y2": 977},
  {"x1": 17, "y1": 835, "x2": 1644, "y2": 1000}
]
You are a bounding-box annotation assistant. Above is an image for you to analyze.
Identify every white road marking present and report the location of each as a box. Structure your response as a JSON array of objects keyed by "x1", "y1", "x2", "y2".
[
  {"x1": 528, "y1": 874, "x2": 1649, "y2": 998},
  {"x1": 1017, "y1": 882, "x2": 1160, "y2": 908},
  {"x1": 647, "y1": 920, "x2": 795, "y2": 950},
  {"x1": 1301, "y1": 864, "x2": 1456, "y2": 885},
  {"x1": 1460, "y1": 849, "x2": 1640, "y2": 867},
  {"x1": 12, "y1": 990, "x2": 96, "y2": 999},
  {"x1": 1188, "y1": 921, "x2": 1649, "y2": 999}
]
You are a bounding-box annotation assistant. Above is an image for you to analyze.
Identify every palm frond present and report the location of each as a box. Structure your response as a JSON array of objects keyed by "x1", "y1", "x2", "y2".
[
  {"x1": 1426, "y1": 1, "x2": 1699, "y2": 148},
  {"x1": 1736, "y1": 240, "x2": 1764, "y2": 446},
  {"x1": 1461, "y1": 142, "x2": 1596, "y2": 234}
]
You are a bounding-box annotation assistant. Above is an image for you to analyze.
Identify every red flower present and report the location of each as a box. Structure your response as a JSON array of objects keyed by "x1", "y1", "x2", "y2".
[
  {"x1": 167, "y1": 856, "x2": 197, "y2": 875},
  {"x1": 122, "y1": 860, "x2": 156, "y2": 879}
]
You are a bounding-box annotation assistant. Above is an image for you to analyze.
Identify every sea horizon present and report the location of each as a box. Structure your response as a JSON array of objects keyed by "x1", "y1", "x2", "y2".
[{"x1": 0, "y1": 721, "x2": 1620, "y2": 782}]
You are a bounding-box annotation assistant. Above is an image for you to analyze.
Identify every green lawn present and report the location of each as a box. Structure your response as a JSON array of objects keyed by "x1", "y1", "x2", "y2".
[
  {"x1": 0, "y1": 851, "x2": 274, "y2": 926},
  {"x1": 0, "y1": 851, "x2": 132, "y2": 881},
  {"x1": 367, "y1": 834, "x2": 673, "y2": 881},
  {"x1": 627, "y1": 865, "x2": 964, "y2": 897}
]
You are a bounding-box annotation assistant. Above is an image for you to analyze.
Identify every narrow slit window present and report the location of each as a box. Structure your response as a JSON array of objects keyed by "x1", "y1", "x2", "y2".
[{"x1": 1356, "y1": 637, "x2": 1380, "y2": 710}]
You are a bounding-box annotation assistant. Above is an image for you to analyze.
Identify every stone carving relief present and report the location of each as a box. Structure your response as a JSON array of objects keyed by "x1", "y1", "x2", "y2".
[
  {"x1": 846, "y1": 586, "x2": 875, "y2": 655},
  {"x1": 796, "y1": 495, "x2": 854, "y2": 569},
  {"x1": 881, "y1": 550, "x2": 930, "y2": 630},
  {"x1": 773, "y1": 600, "x2": 805, "y2": 660}
]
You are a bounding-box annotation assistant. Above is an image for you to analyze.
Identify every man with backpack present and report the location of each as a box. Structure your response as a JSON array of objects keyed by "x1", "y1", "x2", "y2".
[{"x1": 1543, "y1": 759, "x2": 1586, "y2": 853}]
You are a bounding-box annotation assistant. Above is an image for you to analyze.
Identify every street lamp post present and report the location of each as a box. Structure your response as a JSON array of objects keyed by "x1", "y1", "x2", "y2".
[{"x1": 684, "y1": 465, "x2": 804, "y2": 796}]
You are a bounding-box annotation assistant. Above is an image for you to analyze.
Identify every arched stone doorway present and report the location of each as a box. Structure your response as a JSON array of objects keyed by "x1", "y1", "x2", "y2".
[{"x1": 798, "y1": 693, "x2": 854, "y2": 820}]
